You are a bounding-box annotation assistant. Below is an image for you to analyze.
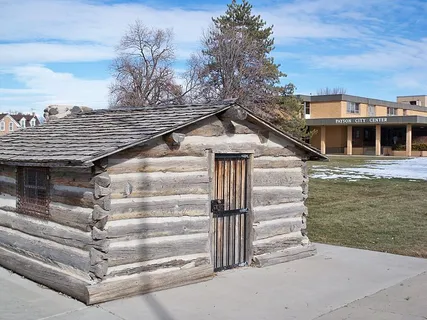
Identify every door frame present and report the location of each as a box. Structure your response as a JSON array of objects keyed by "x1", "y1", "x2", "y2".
[{"x1": 207, "y1": 150, "x2": 254, "y2": 270}]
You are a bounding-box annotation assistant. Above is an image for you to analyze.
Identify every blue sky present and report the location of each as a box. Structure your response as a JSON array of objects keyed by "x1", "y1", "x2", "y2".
[{"x1": 1, "y1": 0, "x2": 427, "y2": 115}]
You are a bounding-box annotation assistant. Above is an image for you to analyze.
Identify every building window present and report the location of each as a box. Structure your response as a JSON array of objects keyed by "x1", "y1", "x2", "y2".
[
  {"x1": 0, "y1": 121, "x2": 4, "y2": 131},
  {"x1": 410, "y1": 101, "x2": 418, "y2": 105},
  {"x1": 347, "y1": 102, "x2": 360, "y2": 114},
  {"x1": 368, "y1": 105, "x2": 376, "y2": 116},
  {"x1": 16, "y1": 167, "x2": 50, "y2": 217},
  {"x1": 353, "y1": 129, "x2": 361, "y2": 139},
  {"x1": 20, "y1": 119, "x2": 26, "y2": 128},
  {"x1": 305, "y1": 102, "x2": 311, "y2": 115},
  {"x1": 387, "y1": 107, "x2": 397, "y2": 116},
  {"x1": 403, "y1": 109, "x2": 408, "y2": 116},
  {"x1": 30, "y1": 119, "x2": 36, "y2": 127},
  {"x1": 9, "y1": 123, "x2": 13, "y2": 131}
]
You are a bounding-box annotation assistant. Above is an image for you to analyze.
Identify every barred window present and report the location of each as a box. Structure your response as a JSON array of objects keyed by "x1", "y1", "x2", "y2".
[{"x1": 16, "y1": 167, "x2": 50, "y2": 217}]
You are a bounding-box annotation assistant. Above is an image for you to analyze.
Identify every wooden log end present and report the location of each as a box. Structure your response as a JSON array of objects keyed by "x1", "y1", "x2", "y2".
[
  {"x1": 93, "y1": 240, "x2": 110, "y2": 253},
  {"x1": 218, "y1": 106, "x2": 248, "y2": 122},
  {"x1": 90, "y1": 261, "x2": 108, "y2": 279},
  {"x1": 92, "y1": 227, "x2": 108, "y2": 240},
  {"x1": 90, "y1": 248, "x2": 108, "y2": 265},
  {"x1": 90, "y1": 172, "x2": 111, "y2": 188},
  {"x1": 94, "y1": 158, "x2": 108, "y2": 169},
  {"x1": 92, "y1": 205, "x2": 110, "y2": 221},
  {"x1": 94, "y1": 216, "x2": 109, "y2": 230},
  {"x1": 164, "y1": 132, "x2": 186, "y2": 146},
  {"x1": 94, "y1": 185, "x2": 112, "y2": 199},
  {"x1": 94, "y1": 195, "x2": 111, "y2": 211}
]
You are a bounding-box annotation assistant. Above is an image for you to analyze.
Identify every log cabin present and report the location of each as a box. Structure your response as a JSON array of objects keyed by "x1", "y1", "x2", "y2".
[{"x1": 0, "y1": 102, "x2": 325, "y2": 304}]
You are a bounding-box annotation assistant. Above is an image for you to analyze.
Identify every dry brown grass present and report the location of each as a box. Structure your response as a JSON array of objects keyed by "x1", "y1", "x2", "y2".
[{"x1": 307, "y1": 157, "x2": 427, "y2": 258}]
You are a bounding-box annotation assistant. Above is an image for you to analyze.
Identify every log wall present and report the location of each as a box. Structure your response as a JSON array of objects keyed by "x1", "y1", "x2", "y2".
[
  {"x1": 0, "y1": 162, "x2": 112, "y2": 302},
  {"x1": 0, "y1": 112, "x2": 316, "y2": 304},
  {"x1": 91, "y1": 115, "x2": 315, "y2": 302},
  {"x1": 106, "y1": 151, "x2": 211, "y2": 277},
  {"x1": 252, "y1": 155, "x2": 316, "y2": 267}
]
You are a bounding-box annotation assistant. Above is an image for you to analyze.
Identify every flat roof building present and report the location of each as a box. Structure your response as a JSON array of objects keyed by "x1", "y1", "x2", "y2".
[{"x1": 300, "y1": 94, "x2": 427, "y2": 157}]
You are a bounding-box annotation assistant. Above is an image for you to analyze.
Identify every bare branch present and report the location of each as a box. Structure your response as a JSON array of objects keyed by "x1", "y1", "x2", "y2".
[
  {"x1": 316, "y1": 87, "x2": 347, "y2": 95},
  {"x1": 109, "y1": 20, "x2": 183, "y2": 108}
]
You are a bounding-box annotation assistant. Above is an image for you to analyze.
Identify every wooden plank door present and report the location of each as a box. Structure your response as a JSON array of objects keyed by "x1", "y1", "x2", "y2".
[{"x1": 212, "y1": 154, "x2": 249, "y2": 271}]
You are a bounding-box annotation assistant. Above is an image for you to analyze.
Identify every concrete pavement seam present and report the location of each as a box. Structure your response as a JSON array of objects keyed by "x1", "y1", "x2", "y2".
[
  {"x1": 36, "y1": 307, "x2": 90, "y2": 320},
  {"x1": 98, "y1": 305, "x2": 127, "y2": 320},
  {"x1": 310, "y1": 270, "x2": 427, "y2": 320}
]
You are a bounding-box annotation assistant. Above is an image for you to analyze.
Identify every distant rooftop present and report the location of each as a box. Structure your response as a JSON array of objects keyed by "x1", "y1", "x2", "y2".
[{"x1": 298, "y1": 94, "x2": 427, "y2": 111}]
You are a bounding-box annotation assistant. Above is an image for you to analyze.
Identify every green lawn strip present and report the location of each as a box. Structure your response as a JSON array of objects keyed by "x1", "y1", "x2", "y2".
[
  {"x1": 311, "y1": 156, "x2": 400, "y2": 170},
  {"x1": 307, "y1": 178, "x2": 427, "y2": 258}
]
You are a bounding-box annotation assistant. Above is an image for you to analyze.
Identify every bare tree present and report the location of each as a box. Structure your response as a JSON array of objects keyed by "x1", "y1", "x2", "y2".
[
  {"x1": 109, "y1": 21, "x2": 183, "y2": 107},
  {"x1": 316, "y1": 87, "x2": 347, "y2": 95},
  {"x1": 178, "y1": 53, "x2": 208, "y2": 103}
]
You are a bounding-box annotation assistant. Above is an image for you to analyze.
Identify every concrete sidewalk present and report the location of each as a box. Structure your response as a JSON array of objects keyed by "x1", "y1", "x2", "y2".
[{"x1": 1, "y1": 244, "x2": 427, "y2": 320}]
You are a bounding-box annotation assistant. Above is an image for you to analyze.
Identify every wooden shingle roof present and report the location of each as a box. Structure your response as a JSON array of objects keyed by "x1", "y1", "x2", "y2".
[
  {"x1": 0, "y1": 103, "x2": 232, "y2": 166},
  {"x1": 0, "y1": 102, "x2": 325, "y2": 167}
]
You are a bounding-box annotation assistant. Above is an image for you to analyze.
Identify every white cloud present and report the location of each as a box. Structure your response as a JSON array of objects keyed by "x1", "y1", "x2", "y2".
[
  {"x1": 1, "y1": 0, "x2": 427, "y2": 112},
  {"x1": 0, "y1": 0, "x2": 216, "y2": 64},
  {"x1": 0, "y1": 0, "x2": 384, "y2": 65},
  {"x1": 312, "y1": 39, "x2": 427, "y2": 70},
  {"x1": 0, "y1": 65, "x2": 111, "y2": 113},
  {"x1": 0, "y1": 43, "x2": 114, "y2": 65},
  {"x1": 308, "y1": 37, "x2": 427, "y2": 91}
]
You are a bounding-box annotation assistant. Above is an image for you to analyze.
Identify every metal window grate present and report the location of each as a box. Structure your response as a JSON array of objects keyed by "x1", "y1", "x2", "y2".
[
  {"x1": 16, "y1": 167, "x2": 50, "y2": 217},
  {"x1": 212, "y1": 154, "x2": 249, "y2": 271}
]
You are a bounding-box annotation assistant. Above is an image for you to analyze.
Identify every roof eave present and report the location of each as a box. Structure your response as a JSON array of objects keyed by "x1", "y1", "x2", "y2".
[
  {"x1": 84, "y1": 104, "x2": 234, "y2": 165},
  {"x1": 240, "y1": 109, "x2": 327, "y2": 160},
  {"x1": 85, "y1": 102, "x2": 327, "y2": 163}
]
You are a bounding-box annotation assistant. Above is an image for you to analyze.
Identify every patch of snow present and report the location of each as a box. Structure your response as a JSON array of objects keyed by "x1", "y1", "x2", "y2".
[
  {"x1": 0, "y1": 193, "x2": 16, "y2": 208},
  {"x1": 310, "y1": 173, "x2": 371, "y2": 180},
  {"x1": 310, "y1": 158, "x2": 427, "y2": 181}
]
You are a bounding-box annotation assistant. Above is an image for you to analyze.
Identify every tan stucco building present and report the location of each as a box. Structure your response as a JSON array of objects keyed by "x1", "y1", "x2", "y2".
[{"x1": 300, "y1": 94, "x2": 427, "y2": 156}]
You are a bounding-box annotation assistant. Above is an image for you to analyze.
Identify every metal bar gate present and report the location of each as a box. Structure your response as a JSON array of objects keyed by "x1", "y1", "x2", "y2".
[{"x1": 212, "y1": 154, "x2": 249, "y2": 271}]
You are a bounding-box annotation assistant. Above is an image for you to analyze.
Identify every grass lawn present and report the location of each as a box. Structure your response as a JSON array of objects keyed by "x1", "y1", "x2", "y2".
[{"x1": 306, "y1": 156, "x2": 427, "y2": 258}]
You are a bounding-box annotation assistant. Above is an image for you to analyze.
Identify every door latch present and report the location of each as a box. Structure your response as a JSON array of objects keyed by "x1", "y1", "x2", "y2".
[{"x1": 211, "y1": 199, "x2": 225, "y2": 213}]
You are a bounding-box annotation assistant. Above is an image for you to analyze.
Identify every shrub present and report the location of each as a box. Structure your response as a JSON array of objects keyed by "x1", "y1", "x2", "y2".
[
  {"x1": 412, "y1": 143, "x2": 427, "y2": 151},
  {"x1": 393, "y1": 143, "x2": 427, "y2": 151},
  {"x1": 393, "y1": 144, "x2": 406, "y2": 151}
]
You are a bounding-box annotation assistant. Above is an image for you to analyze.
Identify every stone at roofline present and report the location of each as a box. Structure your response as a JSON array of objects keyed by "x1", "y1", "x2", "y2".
[{"x1": 44, "y1": 105, "x2": 93, "y2": 122}]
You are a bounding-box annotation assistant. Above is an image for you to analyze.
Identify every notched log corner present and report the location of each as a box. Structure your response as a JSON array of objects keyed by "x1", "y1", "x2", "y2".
[
  {"x1": 94, "y1": 184, "x2": 112, "y2": 199},
  {"x1": 92, "y1": 226, "x2": 108, "y2": 240},
  {"x1": 94, "y1": 195, "x2": 111, "y2": 211},
  {"x1": 92, "y1": 158, "x2": 108, "y2": 175},
  {"x1": 90, "y1": 261, "x2": 108, "y2": 280},
  {"x1": 90, "y1": 172, "x2": 111, "y2": 188}
]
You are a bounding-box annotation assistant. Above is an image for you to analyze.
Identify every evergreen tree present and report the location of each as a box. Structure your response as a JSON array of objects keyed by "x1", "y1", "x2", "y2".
[
  {"x1": 195, "y1": 0, "x2": 310, "y2": 140},
  {"x1": 275, "y1": 84, "x2": 312, "y2": 140},
  {"x1": 199, "y1": 0, "x2": 284, "y2": 105}
]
